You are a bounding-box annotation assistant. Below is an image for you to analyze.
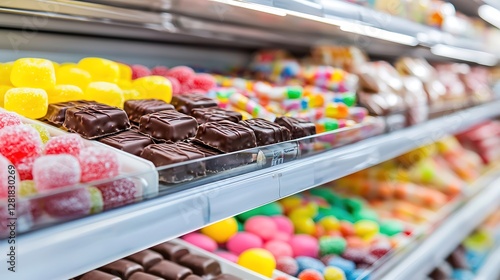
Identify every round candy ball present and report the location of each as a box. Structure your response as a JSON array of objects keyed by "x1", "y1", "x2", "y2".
[
  {"x1": 273, "y1": 231, "x2": 292, "y2": 242},
  {"x1": 379, "y1": 220, "x2": 403, "y2": 237},
  {"x1": 237, "y1": 248, "x2": 276, "y2": 278},
  {"x1": 298, "y1": 268, "x2": 325, "y2": 280},
  {"x1": 327, "y1": 257, "x2": 355, "y2": 277},
  {"x1": 324, "y1": 266, "x2": 346, "y2": 280},
  {"x1": 319, "y1": 237, "x2": 347, "y2": 256},
  {"x1": 182, "y1": 233, "x2": 217, "y2": 252},
  {"x1": 354, "y1": 220, "x2": 379, "y2": 240},
  {"x1": 290, "y1": 234, "x2": 319, "y2": 258},
  {"x1": 264, "y1": 240, "x2": 293, "y2": 259},
  {"x1": 227, "y1": 232, "x2": 263, "y2": 255},
  {"x1": 271, "y1": 215, "x2": 294, "y2": 235},
  {"x1": 296, "y1": 256, "x2": 325, "y2": 274},
  {"x1": 245, "y1": 216, "x2": 278, "y2": 242},
  {"x1": 201, "y1": 217, "x2": 238, "y2": 243},
  {"x1": 292, "y1": 217, "x2": 316, "y2": 235},
  {"x1": 276, "y1": 256, "x2": 299, "y2": 276},
  {"x1": 319, "y1": 217, "x2": 340, "y2": 231},
  {"x1": 214, "y1": 251, "x2": 239, "y2": 263}
]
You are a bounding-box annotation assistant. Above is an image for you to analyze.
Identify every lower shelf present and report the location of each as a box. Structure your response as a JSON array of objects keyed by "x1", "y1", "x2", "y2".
[{"x1": 476, "y1": 242, "x2": 500, "y2": 280}]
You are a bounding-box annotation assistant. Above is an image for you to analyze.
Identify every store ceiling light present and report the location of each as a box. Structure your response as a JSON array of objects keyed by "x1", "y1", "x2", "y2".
[
  {"x1": 340, "y1": 23, "x2": 419, "y2": 46},
  {"x1": 478, "y1": 4, "x2": 500, "y2": 29},
  {"x1": 431, "y1": 44, "x2": 498, "y2": 66},
  {"x1": 209, "y1": 0, "x2": 287, "y2": 16}
]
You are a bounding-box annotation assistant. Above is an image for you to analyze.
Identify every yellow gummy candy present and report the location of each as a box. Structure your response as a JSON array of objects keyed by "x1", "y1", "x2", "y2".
[
  {"x1": 85, "y1": 82, "x2": 124, "y2": 108},
  {"x1": 28, "y1": 123, "x2": 50, "y2": 143},
  {"x1": 123, "y1": 89, "x2": 141, "y2": 101},
  {"x1": 118, "y1": 79, "x2": 133, "y2": 90},
  {"x1": 0, "y1": 85, "x2": 13, "y2": 107},
  {"x1": 11, "y1": 58, "x2": 56, "y2": 89},
  {"x1": 48, "y1": 85, "x2": 84, "y2": 104},
  {"x1": 78, "y1": 57, "x2": 120, "y2": 83},
  {"x1": 56, "y1": 65, "x2": 92, "y2": 90},
  {"x1": 52, "y1": 61, "x2": 60, "y2": 70},
  {"x1": 117, "y1": 62, "x2": 132, "y2": 81},
  {"x1": 0, "y1": 62, "x2": 13, "y2": 86},
  {"x1": 4, "y1": 88, "x2": 48, "y2": 119},
  {"x1": 238, "y1": 249, "x2": 276, "y2": 277},
  {"x1": 133, "y1": 76, "x2": 172, "y2": 103},
  {"x1": 19, "y1": 181, "x2": 37, "y2": 197}
]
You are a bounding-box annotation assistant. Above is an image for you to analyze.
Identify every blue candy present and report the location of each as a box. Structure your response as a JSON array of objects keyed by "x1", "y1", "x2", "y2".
[
  {"x1": 296, "y1": 256, "x2": 326, "y2": 274},
  {"x1": 348, "y1": 269, "x2": 371, "y2": 280},
  {"x1": 327, "y1": 256, "x2": 356, "y2": 277},
  {"x1": 452, "y1": 269, "x2": 475, "y2": 280}
]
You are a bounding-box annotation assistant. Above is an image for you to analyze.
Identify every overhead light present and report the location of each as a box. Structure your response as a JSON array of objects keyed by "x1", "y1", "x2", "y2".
[
  {"x1": 431, "y1": 44, "x2": 498, "y2": 66},
  {"x1": 209, "y1": 0, "x2": 287, "y2": 16},
  {"x1": 478, "y1": 5, "x2": 500, "y2": 29},
  {"x1": 340, "y1": 23, "x2": 419, "y2": 46}
]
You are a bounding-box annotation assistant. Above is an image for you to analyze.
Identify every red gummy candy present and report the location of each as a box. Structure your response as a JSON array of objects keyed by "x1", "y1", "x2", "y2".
[
  {"x1": 151, "y1": 66, "x2": 169, "y2": 77},
  {"x1": 189, "y1": 73, "x2": 216, "y2": 92},
  {"x1": 167, "y1": 66, "x2": 195, "y2": 85},
  {"x1": 369, "y1": 244, "x2": 391, "y2": 258},
  {"x1": 339, "y1": 221, "x2": 355, "y2": 237},
  {"x1": 131, "y1": 64, "x2": 152, "y2": 80},
  {"x1": 96, "y1": 178, "x2": 139, "y2": 210},
  {"x1": 78, "y1": 147, "x2": 119, "y2": 183},
  {"x1": 341, "y1": 248, "x2": 367, "y2": 264},
  {"x1": 0, "y1": 112, "x2": 22, "y2": 130},
  {"x1": 0, "y1": 125, "x2": 42, "y2": 164},
  {"x1": 44, "y1": 134, "x2": 85, "y2": 156},
  {"x1": 0, "y1": 155, "x2": 17, "y2": 199},
  {"x1": 167, "y1": 77, "x2": 181, "y2": 95},
  {"x1": 44, "y1": 188, "x2": 91, "y2": 218},
  {"x1": 276, "y1": 256, "x2": 299, "y2": 276},
  {"x1": 298, "y1": 269, "x2": 324, "y2": 280},
  {"x1": 33, "y1": 155, "x2": 81, "y2": 191},
  {"x1": 274, "y1": 277, "x2": 290, "y2": 280},
  {"x1": 16, "y1": 156, "x2": 37, "y2": 180}
]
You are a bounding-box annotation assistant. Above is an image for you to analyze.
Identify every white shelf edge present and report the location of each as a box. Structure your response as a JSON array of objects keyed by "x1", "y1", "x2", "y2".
[{"x1": 476, "y1": 241, "x2": 500, "y2": 280}]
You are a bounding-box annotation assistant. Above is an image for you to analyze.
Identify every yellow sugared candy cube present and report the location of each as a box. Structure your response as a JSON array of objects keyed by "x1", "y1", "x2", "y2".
[
  {"x1": 0, "y1": 85, "x2": 13, "y2": 107},
  {"x1": 0, "y1": 62, "x2": 13, "y2": 85},
  {"x1": 48, "y1": 85, "x2": 84, "y2": 104},
  {"x1": 238, "y1": 248, "x2": 276, "y2": 277},
  {"x1": 19, "y1": 181, "x2": 37, "y2": 197},
  {"x1": 10, "y1": 58, "x2": 56, "y2": 89},
  {"x1": 117, "y1": 62, "x2": 132, "y2": 81},
  {"x1": 4, "y1": 88, "x2": 48, "y2": 119},
  {"x1": 78, "y1": 57, "x2": 120, "y2": 83},
  {"x1": 123, "y1": 89, "x2": 141, "y2": 101},
  {"x1": 28, "y1": 123, "x2": 50, "y2": 143},
  {"x1": 201, "y1": 218, "x2": 238, "y2": 243},
  {"x1": 133, "y1": 76, "x2": 172, "y2": 103},
  {"x1": 56, "y1": 65, "x2": 92, "y2": 90},
  {"x1": 85, "y1": 82, "x2": 124, "y2": 108},
  {"x1": 52, "y1": 61, "x2": 60, "y2": 70},
  {"x1": 118, "y1": 79, "x2": 133, "y2": 90}
]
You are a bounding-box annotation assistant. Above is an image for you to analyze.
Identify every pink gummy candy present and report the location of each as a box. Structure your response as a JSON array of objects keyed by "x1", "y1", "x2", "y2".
[
  {"x1": 78, "y1": 147, "x2": 119, "y2": 183},
  {"x1": 96, "y1": 178, "x2": 139, "y2": 210},
  {"x1": 44, "y1": 188, "x2": 91, "y2": 218},
  {"x1": 0, "y1": 154, "x2": 17, "y2": 199},
  {"x1": 33, "y1": 155, "x2": 81, "y2": 191},
  {"x1": 276, "y1": 256, "x2": 299, "y2": 276},
  {"x1": 44, "y1": 134, "x2": 85, "y2": 156},
  {"x1": 0, "y1": 125, "x2": 42, "y2": 164},
  {"x1": 131, "y1": 64, "x2": 151, "y2": 80},
  {"x1": 16, "y1": 156, "x2": 37, "y2": 181},
  {"x1": 151, "y1": 66, "x2": 169, "y2": 77},
  {"x1": 167, "y1": 77, "x2": 181, "y2": 95},
  {"x1": 0, "y1": 112, "x2": 22, "y2": 130},
  {"x1": 167, "y1": 66, "x2": 195, "y2": 85},
  {"x1": 189, "y1": 74, "x2": 216, "y2": 92}
]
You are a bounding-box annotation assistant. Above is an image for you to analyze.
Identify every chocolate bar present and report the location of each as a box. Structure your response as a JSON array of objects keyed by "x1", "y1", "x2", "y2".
[
  {"x1": 147, "y1": 260, "x2": 193, "y2": 280},
  {"x1": 190, "y1": 107, "x2": 242, "y2": 124},
  {"x1": 274, "y1": 117, "x2": 316, "y2": 139},
  {"x1": 99, "y1": 259, "x2": 143, "y2": 279},
  {"x1": 178, "y1": 254, "x2": 221, "y2": 278},
  {"x1": 129, "y1": 272, "x2": 165, "y2": 280},
  {"x1": 171, "y1": 94, "x2": 218, "y2": 114},
  {"x1": 151, "y1": 242, "x2": 189, "y2": 262},
  {"x1": 195, "y1": 120, "x2": 257, "y2": 152},
  {"x1": 139, "y1": 110, "x2": 197, "y2": 142},
  {"x1": 124, "y1": 99, "x2": 175, "y2": 123},
  {"x1": 98, "y1": 129, "x2": 154, "y2": 156},
  {"x1": 63, "y1": 104, "x2": 131, "y2": 139},
  {"x1": 43, "y1": 100, "x2": 96, "y2": 125},
  {"x1": 240, "y1": 118, "x2": 291, "y2": 146},
  {"x1": 185, "y1": 275, "x2": 203, "y2": 280},
  {"x1": 79, "y1": 270, "x2": 120, "y2": 280},
  {"x1": 126, "y1": 249, "x2": 163, "y2": 270},
  {"x1": 190, "y1": 143, "x2": 253, "y2": 173},
  {"x1": 213, "y1": 274, "x2": 243, "y2": 280}
]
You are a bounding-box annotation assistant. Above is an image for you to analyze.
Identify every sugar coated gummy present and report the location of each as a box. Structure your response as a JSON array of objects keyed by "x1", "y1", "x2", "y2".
[
  {"x1": 133, "y1": 76, "x2": 172, "y2": 103},
  {"x1": 44, "y1": 134, "x2": 85, "y2": 156},
  {"x1": 96, "y1": 178, "x2": 139, "y2": 210},
  {"x1": 19, "y1": 180, "x2": 37, "y2": 197},
  {"x1": 0, "y1": 112, "x2": 22, "y2": 130},
  {"x1": 265, "y1": 240, "x2": 293, "y2": 259},
  {"x1": 47, "y1": 85, "x2": 84, "y2": 104},
  {"x1": 298, "y1": 269, "x2": 324, "y2": 280},
  {"x1": 78, "y1": 57, "x2": 120, "y2": 83},
  {"x1": 0, "y1": 155, "x2": 17, "y2": 199},
  {"x1": 167, "y1": 66, "x2": 195, "y2": 84},
  {"x1": 189, "y1": 73, "x2": 216, "y2": 92},
  {"x1": 0, "y1": 125, "x2": 42, "y2": 164},
  {"x1": 238, "y1": 248, "x2": 276, "y2": 278},
  {"x1": 88, "y1": 186, "x2": 104, "y2": 214},
  {"x1": 0, "y1": 85, "x2": 13, "y2": 107},
  {"x1": 123, "y1": 89, "x2": 141, "y2": 101},
  {"x1": 78, "y1": 147, "x2": 119, "y2": 183},
  {"x1": 56, "y1": 65, "x2": 91, "y2": 90},
  {"x1": 85, "y1": 82, "x2": 124, "y2": 108},
  {"x1": 117, "y1": 62, "x2": 132, "y2": 81},
  {"x1": 44, "y1": 188, "x2": 91, "y2": 218},
  {"x1": 0, "y1": 62, "x2": 13, "y2": 86},
  {"x1": 28, "y1": 124, "x2": 50, "y2": 144},
  {"x1": 10, "y1": 58, "x2": 56, "y2": 89},
  {"x1": 201, "y1": 217, "x2": 238, "y2": 243},
  {"x1": 16, "y1": 156, "x2": 37, "y2": 181},
  {"x1": 131, "y1": 64, "x2": 152, "y2": 80},
  {"x1": 4, "y1": 88, "x2": 48, "y2": 119},
  {"x1": 277, "y1": 256, "x2": 299, "y2": 276},
  {"x1": 151, "y1": 66, "x2": 169, "y2": 77},
  {"x1": 167, "y1": 77, "x2": 181, "y2": 95},
  {"x1": 33, "y1": 155, "x2": 81, "y2": 191}
]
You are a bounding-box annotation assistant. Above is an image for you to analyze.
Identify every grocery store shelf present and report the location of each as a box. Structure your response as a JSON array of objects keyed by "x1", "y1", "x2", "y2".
[
  {"x1": 476, "y1": 242, "x2": 500, "y2": 280},
  {"x1": 2, "y1": 101, "x2": 500, "y2": 280},
  {"x1": 380, "y1": 174, "x2": 500, "y2": 280}
]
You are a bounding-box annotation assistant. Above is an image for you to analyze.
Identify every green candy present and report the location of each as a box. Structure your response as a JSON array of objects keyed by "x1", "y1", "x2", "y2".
[
  {"x1": 330, "y1": 207, "x2": 354, "y2": 223},
  {"x1": 257, "y1": 202, "x2": 283, "y2": 216},
  {"x1": 324, "y1": 119, "x2": 339, "y2": 131},
  {"x1": 344, "y1": 198, "x2": 364, "y2": 214},
  {"x1": 342, "y1": 92, "x2": 356, "y2": 107},
  {"x1": 236, "y1": 207, "x2": 262, "y2": 221},
  {"x1": 319, "y1": 236, "x2": 347, "y2": 256},
  {"x1": 88, "y1": 186, "x2": 103, "y2": 214},
  {"x1": 379, "y1": 220, "x2": 404, "y2": 237},
  {"x1": 310, "y1": 188, "x2": 345, "y2": 209},
  {"x1": 286, "y1": 87, "x2": 303, "y2": 99},
  {"x1": 353, "y1": 208, "x2": 379, "y2": 222},
  {"x1": 237, "y1": 219, "x2": 244, "y2": 232}
]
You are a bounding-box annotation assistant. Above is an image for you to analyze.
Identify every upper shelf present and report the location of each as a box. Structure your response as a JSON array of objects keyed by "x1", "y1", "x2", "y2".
[
  {"x1": 0, "y1": 0, "x2": 498, "y2": 65},
  {"x1": 2, "y1": 101, "x2": 500, "y2": 280}
]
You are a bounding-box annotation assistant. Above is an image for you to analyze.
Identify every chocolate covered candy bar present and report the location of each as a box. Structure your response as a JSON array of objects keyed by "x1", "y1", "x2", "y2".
[
  {"x1": 139, "y1": 110, "x2": 197, "y2": 142},
  {"x1": 147, "y1": 260, "x2": 192, "y2": 280},
  {"x1": 63, "y1": 104, "x2": 131, "y2": 139},
  {"x1": 195, "y1": 120, "x2": 257, "y2": 152},
  {"x1": 129, "y1": 272, "x2": 166, "y2": 280},
  {"x1": 213, "y1": 274, "x2": 243, "y2": 280},
  {"x1": 126, "y1": 249, "x2": 163, "y2": 270},
  {"x1": 190, "y1": 143, "x2": 252, "y2": 173},
  {"x1": 190, "y1": 107, "x2": 242, "y2": 124},
  {"x1": 274, "y1": 117, "x2": 316, "y2": 139},
  {"x1": 99, "y1": 259, "x2": 143, "y2": 279},
  {"x1": 171, "y1": 94, "x2": 218, "y2": 114},
  {"x1": 151, "y1": 242, "x2": 189, "y2": 262},
  {"x1": 178, "y1": 254, "x2": 221, "y2": 278},
  {"x1": 240, "y1": 118, "x2": 291, "y2": 146},
  {"x1": 44, "y1": 100, "x2": 96, "y2": 125},
  {"x1": 98, "y1": 129, "x2": 154, "y2": 156},
  {"x1": 124, "y1": 99, "x2": 175, "y2": 123},
  {"x1": 79, "y1": 270, "x2": 121, "y2": 280}
]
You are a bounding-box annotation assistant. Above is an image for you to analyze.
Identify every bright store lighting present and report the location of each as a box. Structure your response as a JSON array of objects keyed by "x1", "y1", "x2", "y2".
[
  {"x1": 479, "y1": 4, "x2": 500, "y2": 29},
  {"x1": 210, "y1": 0, "x2": 287, "y2": 16},
  {"x1": 340, "y1": 23, "x2": 419, "y2": 46},
  {"x1": 431, "y1": 44, "x2": 498, "y2": 66}
]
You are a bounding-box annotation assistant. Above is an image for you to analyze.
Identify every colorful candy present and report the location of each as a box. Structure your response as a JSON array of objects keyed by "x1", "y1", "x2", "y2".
[
  {"x1": 85, "y1": 82, "x2": 124, "y2": 108},
  {"x1": 290, "y1": 234, "x2": 319, "y2": 258},
  {"x1": 237, "y1": 248, "x2": 276, "y2": 277},
  {"x1": 78, "y1": 147, "x2": 119, "y2": 183},
  {"x1": 201, "y1": 217, "x2": 238, "y2": 243},
  {"x1": 47, "y1": 85, "x2": 84, "y2": 104},
  {"x1": 10, "y1": 58, "x2": 56, "y2": 89},
  {"x1": 298, "y1": 268, "x2": 324, "y2": 280},
  {"x1": 182, "y1": 233, "x2": 217, "y2": 252},
  {"x1": 245, "y1": 216, "x2": 278, "y2": 242},
  {"x1": 78, "y1": 57, "x2": 120, "y2": 83},
  {"x1": 96, "y1": 178, "x2": 138, "y2": 210},
  {"x1": 227, "y1": 232, "x2": 263, "y2": 255},
  {"x1": 0, "y1": 125, "x2": 42, "y2": 164},
  {"x1": 4, "y1": 88, "x2": 48, "y2": 119},
  {"x1": 0, "y1": 112, "x2": 22, "y2": 129},
  {"x1": 44, "y1": 134, "x2": 85, "y2": 156},
  {"x1": 277, "y1": 256, "x2": 299, "y2": 276},
  {"x1": 133, "y1": 76, "x2": 172, "y2": 102},
  {"x1": 43, "y1": 188, "x2": 91, "y2": 218},
  {"x1": 56, "y1": 65, "x2": 92, "y2": 90},
  {"x1": 33, "y1": 155, "x2": 81, "y2": 191}
]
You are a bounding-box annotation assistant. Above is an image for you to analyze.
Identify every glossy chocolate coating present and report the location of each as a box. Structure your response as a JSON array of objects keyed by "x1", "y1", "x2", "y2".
[
  {"x1": 139, "y1": 110, "x2": 197, "y2": 142},
  {"x1": 190, "y1": 143, "x2": 252, "y2": 173},
  {"x1": 79, "y1": 270, "x2": 121, "y2": 280},
  {"x1": 171, "y1": 94, "x2": 218, "y2": 114},
  {"x1": 140, "y1": 142, "x2": 206, "y2": 183},
  {"x1": 98, "y1": 129, "x2": 154, "y2": 156},
  {"x1": 190, "y1": 107, "x2": 242, "y2": 124},
  {"x1": 124, "y1": 99, "x2": 175, "y2": 123},
  {"x1": 99, "y1": 259, "x2": 143, "y2": 279},
  {"x1": 178, "y1": 254, "x2": 221, "y2": 278},
  {"x1": 147, "y1": 260, "x2": 192, "y2": 280},
  {"x1": 150, "y1": 242, "x2": 189, "y2": 262},
  {"x1": 63, "y1": 104, "x2": 131, "y2": 139},
  {"x1": 126, "y1": 249, "x2": 163, "y2": 270},
  {"x1": 184, "y1": 276, "x2": 202, "y2": 280},
  {"x1": 274, "y1": 117, "x2": 316, "y2": 139},
  {"x1": 213, "y1": 274, "x2": 243, "y2": 280},
  {"x1": 240, "y1": 118, "x2": 291, "y2": 146},
  {"x1": 195, "y1": 120, "x2": 257, "y2": 152},
  {"x1": 129, "y1": 272, "x2": 166, "y2": 280},
  {"x1": 44, "y1": 100, "x2": 96, "y2": 125}
]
